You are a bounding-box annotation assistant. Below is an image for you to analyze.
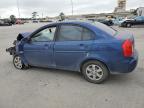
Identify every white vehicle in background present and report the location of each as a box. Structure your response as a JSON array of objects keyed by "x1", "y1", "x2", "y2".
[{"x1": 32, "y1": 19, "x2": 39, "y2": 23}]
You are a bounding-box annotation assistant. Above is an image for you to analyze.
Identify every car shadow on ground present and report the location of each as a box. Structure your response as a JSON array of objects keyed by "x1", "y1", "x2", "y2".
[
  {"x1": 27, "y1": 66, "x2": 82, "y2": 79},
  {"x1": 7, "y1": 59, "x2": 143, "y2": 85},
  {"x1": 5, "y1": 58, "x2": 143, "y2": 85},
  {"x1": 106, "y1": 67, "x2": 144, "y2": 84},
  {"x1": 107, "y1": 74, "x2": 132, "y2": 83},
  {"x1": 25, "y1": 66, "x2": 138, "y2": 85}
]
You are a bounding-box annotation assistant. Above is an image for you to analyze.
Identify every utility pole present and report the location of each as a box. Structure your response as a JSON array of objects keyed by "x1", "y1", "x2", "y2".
[
  {"x1": 17, "y1": 0, "x2": 20, "y2": 18},
  {"x1": 70, "y1": 0, "x2": 74, "y2": 16},
  {"x1": 42, "y1": 13, "x2": 43, "y2": 19}
]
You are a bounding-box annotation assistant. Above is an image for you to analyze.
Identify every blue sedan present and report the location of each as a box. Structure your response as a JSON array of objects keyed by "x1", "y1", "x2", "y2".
[{"x1": 6, "y1": 21, "x2": 138, "y2": 83}]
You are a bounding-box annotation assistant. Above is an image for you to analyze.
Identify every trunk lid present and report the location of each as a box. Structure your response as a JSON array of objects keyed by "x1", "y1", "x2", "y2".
[{"x1": 115, "y1": 32, "x2": 134, "y2": 44}]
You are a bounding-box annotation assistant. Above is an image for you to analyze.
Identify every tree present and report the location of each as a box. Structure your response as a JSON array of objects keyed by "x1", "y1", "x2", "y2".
[
  {"x1": 131, "y1": 9, "x2": 138, "y2": 16},
  {"x1": 32, "y1": 12, "x2": 38, "y2": 19},
  {"x1": 59, "y1": 12, "x2": 65, "y2": 21},
  {"x1": 10, "y1": 15, "x2": 16, "y2": 24}
]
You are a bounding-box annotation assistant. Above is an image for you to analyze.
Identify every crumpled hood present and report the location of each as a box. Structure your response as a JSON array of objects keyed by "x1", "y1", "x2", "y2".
[
  {"x1": 17, "y1": 32, "x2": 32, "y2": 41},
  {"x1": 19, "y1": 32, "x2": 32, "y2": 38}
]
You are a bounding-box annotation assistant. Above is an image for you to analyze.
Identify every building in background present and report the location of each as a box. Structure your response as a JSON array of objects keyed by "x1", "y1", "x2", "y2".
[
  {"x1": 137, "y1": 7, "x2": 144, "y2": 16},
  {"x1": 114, "y1": 0, "x2": 126, "y2": 12}
]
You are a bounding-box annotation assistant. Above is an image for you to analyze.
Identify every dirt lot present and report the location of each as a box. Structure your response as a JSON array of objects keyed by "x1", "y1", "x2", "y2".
[{"x1": 0, "y1": 23, "x2": 144, "y2": 108}]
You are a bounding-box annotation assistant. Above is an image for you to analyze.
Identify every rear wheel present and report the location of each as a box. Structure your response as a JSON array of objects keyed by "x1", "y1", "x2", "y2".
[
  {"x1": 82, "y1": 60, "x2": 109, "y2": 84},
  {"x1": 13, "y1": 55, "x2": 25, "y2": 69}
]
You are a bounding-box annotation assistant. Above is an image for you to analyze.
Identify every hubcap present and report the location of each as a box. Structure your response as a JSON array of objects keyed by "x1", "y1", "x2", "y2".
[
  {"x1": 127, "y1": 24, "x2": 131, "y2": 27},
  {"x1": 86, "y1": 64, "x2": 103, "y2": 81},
  {"x1": 14, "y1": 56, "x2": 23, "y2": 69}
]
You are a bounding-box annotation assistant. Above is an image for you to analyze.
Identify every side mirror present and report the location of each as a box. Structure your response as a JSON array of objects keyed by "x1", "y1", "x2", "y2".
[{"x1": 27, "y1": 37, "x2": 32, "y2": 43}]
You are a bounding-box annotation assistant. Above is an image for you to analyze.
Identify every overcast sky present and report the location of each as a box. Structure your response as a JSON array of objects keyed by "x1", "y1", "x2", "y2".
[{"x1": 0, "y1": 0, "x2": 144, "y2": 18}]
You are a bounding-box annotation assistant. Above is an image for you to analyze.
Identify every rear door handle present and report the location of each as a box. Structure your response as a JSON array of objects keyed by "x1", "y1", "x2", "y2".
[
  {"x1": 44, "y1": 44, "x2": 49, "y2": 46},
  {"x1": 44, "y1": 44, "x2": 49, "y2": 49},
  {"x1": 79, "y1": 44, "x2": 88, "y2": 49},
  {"x1": 79, "y1": 44, "x2": 84, "y2": 46},
  {"x1": 79, "y1": 44, "x2": 86, "y2": 49}
]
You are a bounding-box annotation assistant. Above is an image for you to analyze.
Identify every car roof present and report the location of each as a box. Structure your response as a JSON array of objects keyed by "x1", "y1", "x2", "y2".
[
  {"x1": 47, "y1": 20, "x2": 93, "y2": 27},
  {"x1": 38, "y1": 20, "x2": 115, "y2": 39}
]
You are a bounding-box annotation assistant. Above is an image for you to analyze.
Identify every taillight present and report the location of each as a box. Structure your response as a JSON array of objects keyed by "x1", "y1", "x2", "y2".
[{"x1": 122, "y1": 39, "x2": 133, "y2": 57}]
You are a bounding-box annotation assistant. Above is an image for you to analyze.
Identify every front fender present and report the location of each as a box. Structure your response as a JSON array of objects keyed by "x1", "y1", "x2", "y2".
[{"x1": 15, "y1": 40, "x2": 29, "y2": 66}]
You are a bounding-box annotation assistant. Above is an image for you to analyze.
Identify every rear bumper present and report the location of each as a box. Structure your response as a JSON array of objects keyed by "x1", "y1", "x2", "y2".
[{"x1": 110, "y1": 50, "x2": 138, "y2": 74}]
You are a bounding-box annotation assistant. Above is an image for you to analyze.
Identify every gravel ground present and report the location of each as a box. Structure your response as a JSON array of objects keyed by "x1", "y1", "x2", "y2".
[{"x1": 0, "y1": 23, "x2": 144, "y2": 108}]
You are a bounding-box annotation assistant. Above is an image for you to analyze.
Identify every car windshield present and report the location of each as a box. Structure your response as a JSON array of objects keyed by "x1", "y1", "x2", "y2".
[{"x1": 92, "y1": 21, "x2": 117, "y2": 36}]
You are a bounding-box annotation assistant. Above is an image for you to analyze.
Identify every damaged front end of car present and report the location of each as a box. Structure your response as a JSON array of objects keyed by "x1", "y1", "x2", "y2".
[
  {"x1": 6, "y1": 32, "x2": 31, "y2": 56},
  {"x1": 6, "y1": 40, "x2": 17, "y2": 56}
]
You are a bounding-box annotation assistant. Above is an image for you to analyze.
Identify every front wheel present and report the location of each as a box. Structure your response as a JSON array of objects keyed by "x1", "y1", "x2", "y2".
[
  {"x1": 13, "y1": 55, "x2": 25, "y2": 69},
  {"x1": 82, "y1": 60, "x2": 109, "y2": 84},
  {"x1": 126, "y1": 23, "x2": 132, "y2": 28}
]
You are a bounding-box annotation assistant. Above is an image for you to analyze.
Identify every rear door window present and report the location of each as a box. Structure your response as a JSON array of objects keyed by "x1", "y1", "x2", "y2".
[
  {"x1": 57, "y1": 25, "x2": 94, "y2": 41},
  {"x1": 57, "y1": 25, "x2": 82, "y2": 41}
]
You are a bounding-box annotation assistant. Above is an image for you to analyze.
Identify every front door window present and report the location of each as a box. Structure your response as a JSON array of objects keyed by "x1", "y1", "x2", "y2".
[{"x1": 31, "y1": 27, "x2": 56, "y2": 42}]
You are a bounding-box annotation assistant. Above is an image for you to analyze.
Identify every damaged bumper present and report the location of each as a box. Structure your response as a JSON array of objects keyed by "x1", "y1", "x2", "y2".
[
  {"x1": 6, "y1": 40, "x2": 17, "y2": 55},
  {"x1": 6, "y1": 47, "x2": 16, "y2": 55}
]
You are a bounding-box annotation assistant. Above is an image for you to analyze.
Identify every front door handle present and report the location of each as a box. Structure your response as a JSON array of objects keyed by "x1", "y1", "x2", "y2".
[{"x1": 79, "y1": 44, "x2": 88, "y2": 49}]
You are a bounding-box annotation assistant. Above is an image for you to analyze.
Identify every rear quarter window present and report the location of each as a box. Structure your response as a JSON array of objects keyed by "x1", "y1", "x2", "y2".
[
  {"x1": 82, "y1": 28, "x2": 95, "y2": 40},
  {"x1": 92, "y1": 22, "x2": 116, "y2": 36}
]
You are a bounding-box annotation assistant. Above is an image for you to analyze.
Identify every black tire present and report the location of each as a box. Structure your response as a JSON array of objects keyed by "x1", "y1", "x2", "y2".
[
  {"x1": 82, "y1": 60, "x2": 109, "y2": 84},
  {"x1": 13, "y1": 55, "x2": 25, "y2": 70},
  {"x1": 126, "y1": 23, "x2": 132, "y2": 28}
]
